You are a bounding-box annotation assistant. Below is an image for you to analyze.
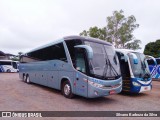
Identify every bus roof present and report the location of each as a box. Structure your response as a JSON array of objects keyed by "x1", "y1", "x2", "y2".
[
  {"x1": 116, "y1": 49, "x2": 142, "y2": 55},
  {"x1": 25, "y1": 35, "x2": 112, "y2": 54},
  {"x1": 0, "y1": 60, "x2": 18, "y2": 62},
  {"x1": 64, "y1": 35, "x2": 112, "y2": 46}
]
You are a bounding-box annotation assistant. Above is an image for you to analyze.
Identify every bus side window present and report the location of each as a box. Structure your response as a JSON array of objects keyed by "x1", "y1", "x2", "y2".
[
  {"x1": 23, "y1": 43, "x2": 67, "y2": 62},
  {"x1": 12, "y1": 62, "x2": 17, "y2": 69},
  {"x1": 147, "y1": 59, "x2": 155, "y2": 65},
  {"x1": 75, "y1": 49, "x2": 86, "y2": 73},
  {"x1": 156, "y1": 59, "x2": 160, "y2": 65}
]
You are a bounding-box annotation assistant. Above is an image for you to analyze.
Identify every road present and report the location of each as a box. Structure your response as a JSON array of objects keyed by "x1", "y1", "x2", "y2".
[{"x1": 0, "y1": 73, "x2": 160, "y2": 119}]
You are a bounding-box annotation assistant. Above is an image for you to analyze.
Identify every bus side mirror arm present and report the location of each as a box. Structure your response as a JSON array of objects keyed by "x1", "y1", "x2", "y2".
[
  {"x1": 145, "y1": 55, "x2": 157, "y2": 65},
  {"x1": 129, "y1": 53, "x2": 138, "y2": 64},
  {"x1": 74, "y1": 45, "x2": 93, "y2": 59},
  {"x1": 124, "y1": 54, "x2": 128, "y2": 62}
]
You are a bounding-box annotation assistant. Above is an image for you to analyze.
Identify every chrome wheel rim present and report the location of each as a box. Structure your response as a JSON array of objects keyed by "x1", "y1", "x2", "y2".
[
  {"x1": 26, "y1": 77, "x2": 29, "y2": 83},
  {"x1": 64, "y1": 84, "x2": 70, "y2": 95}
]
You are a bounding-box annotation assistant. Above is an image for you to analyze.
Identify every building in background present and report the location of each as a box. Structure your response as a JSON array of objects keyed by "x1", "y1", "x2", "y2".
[{"x1": 0, "y1": 51, "x2": 15, "y2": 60}]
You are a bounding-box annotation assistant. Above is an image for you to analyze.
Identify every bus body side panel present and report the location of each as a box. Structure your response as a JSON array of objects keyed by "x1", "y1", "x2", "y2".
[
  {"x1": 59, "y1": 71, "x2": 75, "y2": 91},
  {"x1": 19, "y1": 60, "x2": 59, "y2": 87},
  {"x1": 19, "y1": 60, "x2": 75, "y2": 91},
  {"x1": 0, "y1": 65, "x2": 4, "y2": 72},
  {"x1": 47, "y1": 71, "x2": 59, "y2": 89},
  {"x1": 0, "y1": 65, "x2": 17, "y2": 72},
  {"x1": 148, "y1": 64, "x2": 158, "y2": 79},
  {"x1": 74, "y1": 72, "x2": 88, "y2": 97},
  {"x1": 155, "y1": 65, "x2": 160, "y2": 78},
  {"x1": 52, "y1": 61, "x2": 74, "y2": 90}
]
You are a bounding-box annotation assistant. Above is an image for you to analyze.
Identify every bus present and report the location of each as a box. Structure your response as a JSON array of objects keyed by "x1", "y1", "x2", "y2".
[
  {"x1": 147, "y1": 57, "x2": 160, "y2": 79},
  {"x1": 0, "y1": 60, "x2": 19, "y2": 73},
  {"x1": 19, "y1": 36, "x2": 122, "y2": 98},
  {"x1": 116, "y1": 49, "x2": 152, "y2": 93}
]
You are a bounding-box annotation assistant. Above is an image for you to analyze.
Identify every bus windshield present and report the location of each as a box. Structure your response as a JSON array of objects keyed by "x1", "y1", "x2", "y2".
[
  {"x1": 85, "y1": 41, "x2": 120, "y2": 80},
  {"x1": 128, "y1": 52, "x2": 150, "y2": 78}
]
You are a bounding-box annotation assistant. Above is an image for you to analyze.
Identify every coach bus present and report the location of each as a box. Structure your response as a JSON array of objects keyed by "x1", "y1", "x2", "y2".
[
  {"x1": 116, "y1": 49, "x2": 152, "y2": 93},
  {"x1": 147, "y1": 57, "x2": 160, "y2": 79},
  {"x1": 19, "y1": 36, "x2": 122, "y2": 98},
  {"x1": 0, "y1": 60, "x2": 19, "y2": 73}
]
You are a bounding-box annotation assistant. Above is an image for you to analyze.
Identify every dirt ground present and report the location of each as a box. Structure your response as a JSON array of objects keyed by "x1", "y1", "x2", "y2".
[{"x1": 0, "y1": 73, "x2": 159, "y2": 120}]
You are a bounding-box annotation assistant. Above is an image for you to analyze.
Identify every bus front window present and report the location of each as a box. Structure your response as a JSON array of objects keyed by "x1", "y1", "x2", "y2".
[
  {"x1": 128, "y1": 52, "x2": 150, "y2": 78},
  {"x1": 75, "y1": 49, "x2": 86, "y2": 73},
  {"x1": 85, "y1": 41, "x2": 120, "y2": 80}
]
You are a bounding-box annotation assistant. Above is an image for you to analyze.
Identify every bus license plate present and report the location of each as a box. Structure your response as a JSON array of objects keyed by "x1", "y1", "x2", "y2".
[
  {"x1": 144, "y1": 87, "x2": 148, "y2": 91},
  {"x1": 109, "y1": 90, "x2": 116, "y2": 95}
]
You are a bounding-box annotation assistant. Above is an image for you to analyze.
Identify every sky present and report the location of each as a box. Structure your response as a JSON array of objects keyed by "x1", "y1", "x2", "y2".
[{"x1": 0, "y1": 0, "x2": 160, "y2": 55}]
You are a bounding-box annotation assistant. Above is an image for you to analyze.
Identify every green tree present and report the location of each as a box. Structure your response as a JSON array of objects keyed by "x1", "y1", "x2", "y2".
[
  {"x1": 124, "y1": 39, "x2": 141, "y2": 50},
  {"x1": 144, "y1": 40, "x2": 160, "y2": 57},
  {"x1": 80, "y1": 26, "x2": 107, "y2": 40},
  {"x1": 80, "y1": 10, "x2": 141, "y2": 50}
]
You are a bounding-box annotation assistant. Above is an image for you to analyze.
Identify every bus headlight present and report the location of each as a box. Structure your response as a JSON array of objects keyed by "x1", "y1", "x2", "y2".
[
  {"x1": 132, "y1": 81, "x2": 140, "y2": 86},
  {"x1": 88, "y1": 81, "x2": 104, "y2": 88}
]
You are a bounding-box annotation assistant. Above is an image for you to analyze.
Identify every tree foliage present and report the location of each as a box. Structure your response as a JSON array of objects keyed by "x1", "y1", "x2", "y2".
[
  {"x1": 144, "y1": 40, "x2": 160, "y2": 57},
  {"x1": 80, "y1": 26, "x2": 107, "y2": 40},
  {"x1": 124, "y1": 39, "x2": 141, "y2": 50},
  {"x1": 80, "y1": 10, "x2": 141, "y2": 50}
]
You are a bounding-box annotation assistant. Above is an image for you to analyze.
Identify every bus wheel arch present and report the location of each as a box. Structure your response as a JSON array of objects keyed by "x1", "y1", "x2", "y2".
[
  {"x1": 26, "y1": 74, "x2": 31, "y2": 84},
  {"x1": 6, "y1": 69, "x2": 11, "y2": 73},
  {"x1": 61, "y1": 78, "x2": 74, "y2": 98},
  {"x1": 23, "y1": 73, "x2": 26, "y2": 82}
]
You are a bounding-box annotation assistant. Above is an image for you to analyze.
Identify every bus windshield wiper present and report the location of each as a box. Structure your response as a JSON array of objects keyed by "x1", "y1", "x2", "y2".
[
  {"x1": 103, "y1": 56, "x2": 119, "y2": 78},
  {"x1": 140, "y1": 59, "x2": 150, "y2": 79}
]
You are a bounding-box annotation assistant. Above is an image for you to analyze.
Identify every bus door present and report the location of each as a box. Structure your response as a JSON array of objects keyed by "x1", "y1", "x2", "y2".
[
  {"x1": 116, "y1": 52, "x2": 131, "y2": 91},
  {"x1": 74, "y1": 49, "x2": 88, "y2": 97}
]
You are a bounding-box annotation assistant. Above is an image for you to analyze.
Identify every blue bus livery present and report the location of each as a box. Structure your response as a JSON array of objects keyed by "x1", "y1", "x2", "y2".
[
  {"x1": 116, "y1": 49, "x2": 152, "y2": 93},
  {"x1": 147, "y1": 57, "x2": 160, "y2": 79}
]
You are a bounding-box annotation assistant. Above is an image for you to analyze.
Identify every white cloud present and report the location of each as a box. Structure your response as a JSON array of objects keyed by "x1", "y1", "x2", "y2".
[{"x1": 0, "y1": 0, "x2": 160, "y2": 54}]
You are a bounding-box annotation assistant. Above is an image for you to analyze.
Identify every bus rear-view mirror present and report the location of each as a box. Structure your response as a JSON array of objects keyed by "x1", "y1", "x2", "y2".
[
  {"x1": 129, "y1": 53, "x2": 138, "y2": 64},
  {"x1": 123, "y1": 54, "x2": 128, "y2": 62},
  {"x1": 74, "y1": 45, "x2": 93, "y2": 59}
]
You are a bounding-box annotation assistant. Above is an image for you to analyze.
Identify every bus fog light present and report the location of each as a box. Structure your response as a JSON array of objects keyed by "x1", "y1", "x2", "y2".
[{"x1": 132, "y1": 81, "x2": 140, "y2": 86}]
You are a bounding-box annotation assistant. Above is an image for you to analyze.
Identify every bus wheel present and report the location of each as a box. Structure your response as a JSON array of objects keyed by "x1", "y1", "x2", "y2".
[
  {"x1": 26, "y1": 75, "x2": 31, "y2": 84},
  {"x1": 6, "y1": 69, "x2": 11, "y2": 73},
  {"x1": 62, "y1": 81, "x2": 74, "y2": 98},
  {"x1": 23, "y1": 75, "x2": 27, "y2": 82}
]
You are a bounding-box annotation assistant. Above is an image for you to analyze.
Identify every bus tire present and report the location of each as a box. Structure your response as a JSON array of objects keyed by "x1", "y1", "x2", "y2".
[
  {"x1": 6, "y1": 69, "x2": 11, "y2": 73},
  {"x1": 26, "y1": 75, "x2": 31, "y2": 84},
  {"x1": 62, "y1": 80, "x2": 74, "y2": 99},
  {"x1": 23, "y1": 74, "x2": 26, "y2": 82}
]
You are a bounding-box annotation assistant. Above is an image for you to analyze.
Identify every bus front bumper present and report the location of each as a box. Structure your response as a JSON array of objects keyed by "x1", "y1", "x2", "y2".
[{"x1": 87, "y1": 78, "x2": 122, "y2": 98}]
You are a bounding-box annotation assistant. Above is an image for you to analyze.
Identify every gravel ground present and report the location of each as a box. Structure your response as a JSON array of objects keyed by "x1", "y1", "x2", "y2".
[{"x1": 0, "y1": 73, "x2": 159, "y2": 120}]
